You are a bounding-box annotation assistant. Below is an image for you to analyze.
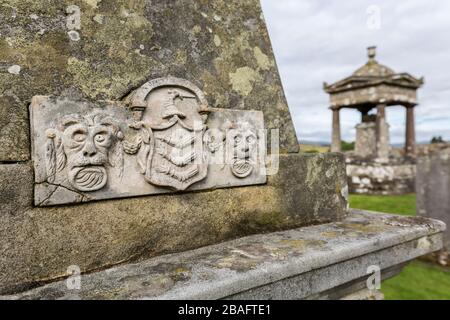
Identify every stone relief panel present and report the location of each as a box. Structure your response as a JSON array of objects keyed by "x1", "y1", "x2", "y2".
[{"x1": 31, "y1": 77, "x2": 266, "y2": 206}]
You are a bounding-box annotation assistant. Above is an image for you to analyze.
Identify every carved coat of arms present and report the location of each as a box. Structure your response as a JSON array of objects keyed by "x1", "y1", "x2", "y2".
[
  {"x1": 31, "y1": 77, "x2": 266, "y2": 206},
  {"x1": 125, "y1": 77, "x2": 209, "y2": 190}
]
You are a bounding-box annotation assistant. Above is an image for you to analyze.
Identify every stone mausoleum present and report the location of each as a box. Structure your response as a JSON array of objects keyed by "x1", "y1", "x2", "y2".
[
  {"x1": 324, "y1": 47, "x2": 424, "y2": 195},
  {"x1": 0, "y1": 1, "x2": 445, "y2": 300}
]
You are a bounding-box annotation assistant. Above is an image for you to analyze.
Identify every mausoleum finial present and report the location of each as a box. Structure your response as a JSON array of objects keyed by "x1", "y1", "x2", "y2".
[{"x1": 367, "y1": 46, "x2": 376, "y2": 61}]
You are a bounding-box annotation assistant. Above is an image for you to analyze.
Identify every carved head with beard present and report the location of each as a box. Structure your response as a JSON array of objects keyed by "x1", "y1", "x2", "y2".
[{"x1": 45, "y1": 112, "x2": 124, "y2": 192}]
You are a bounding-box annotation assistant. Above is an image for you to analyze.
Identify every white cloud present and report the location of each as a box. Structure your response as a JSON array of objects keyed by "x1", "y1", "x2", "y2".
[{"x1": 261, "y1": 0, "x2": 450, "y2": 144}]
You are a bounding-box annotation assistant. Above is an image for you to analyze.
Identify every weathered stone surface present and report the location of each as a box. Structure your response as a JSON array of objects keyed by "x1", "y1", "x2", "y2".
[
  {"x1": 0, "y1": 0, "x2": 299, "y2": 160},
  {"x1": 0, "y1": 152, "x2": 347, "y2": 294},
  {"x1": 0, "y1": 92, "x2": 30, "y2": 161},
  {"x1": 31, "y1": 81, "x2": 266, "y2": 206},
  {"x1": 0, "y1": 163, "x2": 33, "y2": 214},
  {"x1": 346, "y1": 162, "x2": 415, "y2": 195},
  {"x1": 417, "y1": 146, "x2": 450, "y2": 250},
  {"x1": 1, "y1": 210, "x2": 444, "y2": 300}
]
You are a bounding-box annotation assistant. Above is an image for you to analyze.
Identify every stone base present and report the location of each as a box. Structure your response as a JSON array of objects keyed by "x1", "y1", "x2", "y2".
[
  {"x1": 2, "y1": 210, "x2": 444, "y2": 300},
  {"x1": 0, "y1": 152, "x2": 348, "y2": 295},
  {"x1": 347, "y1": 162, "x2": 415, "y2": 195}
]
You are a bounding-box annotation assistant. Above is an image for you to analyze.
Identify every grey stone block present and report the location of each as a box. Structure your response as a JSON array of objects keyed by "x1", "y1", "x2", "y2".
[{"x1": 417, "y1": 146, "x2": 450, "y2": 249}]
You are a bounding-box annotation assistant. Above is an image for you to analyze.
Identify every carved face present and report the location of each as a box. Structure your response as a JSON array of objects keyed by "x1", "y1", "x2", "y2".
[
  {"x1": 54, "y1": 113, "x2": 122, "y2": 192},
  {"x1": 230, "y1": 128, "x2": 257, "y2": 160},
  {"x1": 228, "y1": 123, "x2": 258, "y2": 178}
]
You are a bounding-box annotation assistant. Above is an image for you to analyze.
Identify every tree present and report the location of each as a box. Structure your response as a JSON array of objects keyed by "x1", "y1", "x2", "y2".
[
  {"x1": 430, "y1": 136, "x2": 444, "y2": 144},
  {"x1": 341, "y1": 140, "x2": 355, "y2": 151}
]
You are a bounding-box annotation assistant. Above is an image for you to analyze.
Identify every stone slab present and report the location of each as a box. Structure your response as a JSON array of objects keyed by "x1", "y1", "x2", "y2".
[
  {"x1": 30, "y1": 89, "x2": 266, "y2": 206},
  {"x1": 0, "y1": 152, "x2": 348, "y2": 295},
  {"x1": 417, "y1": 146, "x2": 450, "y2": 249},
  {"x1": 1, "y1": 210, "x2": 444, "y2": 299}
]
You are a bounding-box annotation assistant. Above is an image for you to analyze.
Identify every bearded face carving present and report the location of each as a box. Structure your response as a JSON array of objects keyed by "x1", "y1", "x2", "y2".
[
  {"x1": 227, "y1": 122, "x2": 258, "y2": 178},
  {"x1": 45, "y1": 112, "x2": 124, "y2": 192}
]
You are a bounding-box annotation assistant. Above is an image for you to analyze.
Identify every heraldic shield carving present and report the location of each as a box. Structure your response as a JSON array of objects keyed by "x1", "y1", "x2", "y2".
[
  {"x1": 127, "y1": 77, "x2": 210, "y2": 190},
  {"x1": 30, "y1": 77, "x2": 266, "y2": 206}
]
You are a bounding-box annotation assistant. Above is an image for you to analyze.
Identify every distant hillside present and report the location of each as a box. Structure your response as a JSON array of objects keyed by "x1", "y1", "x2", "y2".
[
  {"x1": 299, "y1": 140, "x2": 330, "y2": 146},
  {"x1": 299, "y1": 140, "x2": 433, "y2": 149},
  {"x1": 299, "y1": 144, "x2": 329, "y2": 153}
]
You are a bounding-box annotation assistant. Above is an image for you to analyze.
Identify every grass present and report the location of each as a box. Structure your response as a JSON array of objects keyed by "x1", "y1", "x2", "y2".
[
  {"x1": 382, "y1": 261, "x2": 450, "y2": 300},
  {"x1": 349, "y1": 193, "x2": 416, "y2": 216},
  {"x1": 348, "y1": 193, "x2": 450, "y2": 300}
]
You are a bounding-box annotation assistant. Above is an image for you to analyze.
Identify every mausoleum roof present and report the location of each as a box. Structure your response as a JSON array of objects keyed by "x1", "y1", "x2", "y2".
[
  {"x1": 324, "y1": 46, "x2": 424, "y2": 95},
  {"x1": 352, "y1": 59, "x2": 395, "y2": 77}
]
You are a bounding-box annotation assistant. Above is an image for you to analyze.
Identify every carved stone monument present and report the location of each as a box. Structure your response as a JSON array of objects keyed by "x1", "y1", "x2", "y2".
[
  {"x1": 0, "y1": 1, "x2": 445, "y2": 300},
  {"x1": 324, "y1": 47, "x2": 422, "y2": 195}
]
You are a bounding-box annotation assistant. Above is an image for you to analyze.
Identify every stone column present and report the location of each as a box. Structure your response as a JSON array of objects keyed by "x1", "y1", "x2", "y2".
[
  {"x1": 331, "y1": 107, "x2": 341, "y2": 152},
  {"x1": 405, "y1": 106, "x2": 416, "y2": 157},
  {"x1": 376, "y1": 104, "x2": 389, "y2": 162}
]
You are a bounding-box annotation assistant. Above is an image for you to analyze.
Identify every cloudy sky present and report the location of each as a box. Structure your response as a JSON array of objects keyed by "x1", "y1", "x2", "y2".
[{"x1": 260, "y1": 0, "x2": 450, "y2": 144}]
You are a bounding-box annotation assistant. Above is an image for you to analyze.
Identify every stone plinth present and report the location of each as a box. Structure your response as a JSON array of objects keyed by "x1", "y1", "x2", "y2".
[
  {"x1": 0, "y1": 152, "x2": 348, "y2": 294},
  {"x1": 1, "y1": 210, "x2": 444, "y2": 300},
  {"x1": 355, "y1": 122, "x2": 376, "y2": 158},
  {"x1": 417, "y1": 146, "x2": 450, "y2": 253}
]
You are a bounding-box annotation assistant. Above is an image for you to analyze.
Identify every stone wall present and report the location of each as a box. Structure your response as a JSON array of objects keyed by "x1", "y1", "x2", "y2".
[
  {"x1": 0, "y1": 0, "x2": 348, "y2": 294},
  {"x1": 346, "y1": 162, "x2": 415, "y2": 195}
]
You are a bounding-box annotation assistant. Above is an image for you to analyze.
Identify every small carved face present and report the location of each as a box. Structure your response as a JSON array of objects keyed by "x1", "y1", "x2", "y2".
[
  {"x1": 228, "y1": 123, "x2": 258, "y2": 178},
  {"x1": 62, "y1": 122, "x2": 113, "y2": 167},
  {"x1": 55, "y1": 113, "x2": 122, "y2": 192},
  {"x1": 230, "y1": 128, "x2": 257, "y2": 160}
]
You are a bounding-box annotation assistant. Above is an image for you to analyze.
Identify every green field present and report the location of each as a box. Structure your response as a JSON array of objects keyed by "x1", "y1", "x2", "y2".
[{"x1": 349, "y1": 194, "x2": 450, "y2": 300}]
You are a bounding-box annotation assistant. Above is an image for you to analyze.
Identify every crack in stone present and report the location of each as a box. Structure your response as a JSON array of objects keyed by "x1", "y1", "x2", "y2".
[{"x1": 35, "y1": 180, "x2": 89, "y2": 205}]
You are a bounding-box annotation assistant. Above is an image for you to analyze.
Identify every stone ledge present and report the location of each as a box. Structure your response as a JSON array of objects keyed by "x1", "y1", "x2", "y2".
[{"x1": 2, "y1": 209, "x2": 444, "y2": 300}]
